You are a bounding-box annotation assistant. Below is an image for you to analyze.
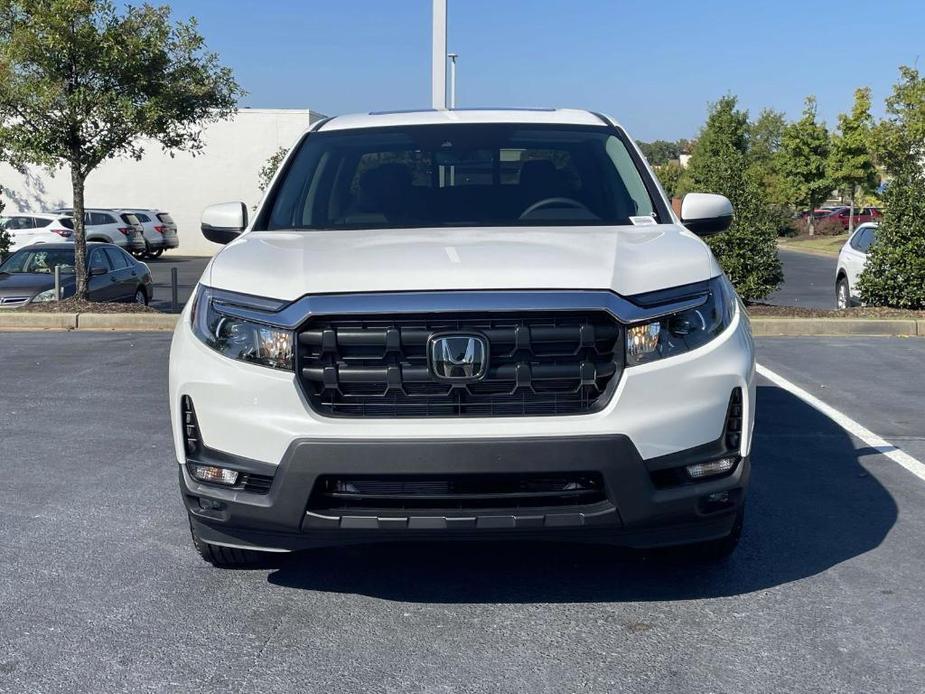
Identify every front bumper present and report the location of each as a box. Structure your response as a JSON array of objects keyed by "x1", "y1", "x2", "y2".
[
  {"x1": 183, "y1": 435, "x2": 749, "y2": 551},
  {"x1": 171, "y1": 295, "x2": 756, "y2": 551}
]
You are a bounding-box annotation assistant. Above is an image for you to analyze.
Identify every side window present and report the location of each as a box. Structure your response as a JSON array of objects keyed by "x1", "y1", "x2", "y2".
[
  {"x1": 849, "y1": 228, "x2": 865, "y2": 251},
  {"x1": 853, "y1": 229, "x2": 874, "y2": 252},
  {"x1": 135, "y1": 213, "x2": 151, "y2": 223},
  {"x1": 862, "y1": 229, "x2": 877, "y2": 252},
  {"x1": 89, "y1": 212, "x2": 112, "y2": 225},
  {"x1": 6, "y1": 216, "x2": 35, "y2": 230},
  {"x1": 89, "y1": 249, "x2": 112, "y2": 271},
  {"x1": 104, "y1": 247, "x2": 129, "y2": 269}
]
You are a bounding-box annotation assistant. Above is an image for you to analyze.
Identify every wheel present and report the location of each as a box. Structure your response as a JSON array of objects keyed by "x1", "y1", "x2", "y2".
[
  {"x1": 134, "y1": 287, "x2": 148, "y2": 306},
  {"x1": 188, "y1": 514, "x2": 277, "y2": 568},
  {"x1": 683, "y1": 506, "x2": 744, "y2": 561},
  {"x1": 149, "y1": 248, "x2": 164, "y2": 259},
  {"x1": 836, "y1": 276, "x2": 851, "y2": 309}
]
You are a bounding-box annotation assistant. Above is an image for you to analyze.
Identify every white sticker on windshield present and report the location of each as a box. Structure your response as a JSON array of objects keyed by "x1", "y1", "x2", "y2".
[{"x1": 629, "y1": 215, "x2": 657, "y2": 226}]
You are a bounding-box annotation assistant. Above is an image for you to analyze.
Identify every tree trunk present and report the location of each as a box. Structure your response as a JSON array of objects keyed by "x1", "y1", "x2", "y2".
[
  {"x1": 848, "y1": 188, "x2": 856, "y2": 234},
  {"x1": 70, "y1": 163, "x2": 89, "y2": 300},
  {"x1": 808, "y1": 199, "x2": 815, "y2": 236}
]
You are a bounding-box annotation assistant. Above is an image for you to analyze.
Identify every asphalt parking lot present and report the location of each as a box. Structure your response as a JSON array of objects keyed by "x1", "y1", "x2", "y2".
[
  {"x1": 146, "y1": 255, "x2": 206, "y2": 312},
  {"x1": 766, "y1": 249, "x2": 836, "y2": 309},
  {"x1": 144, "y1": 247, "x2": 836, "y2": 312},
  {"x1": 1, "y1": 333, "x2": 924, "y2": 693}
]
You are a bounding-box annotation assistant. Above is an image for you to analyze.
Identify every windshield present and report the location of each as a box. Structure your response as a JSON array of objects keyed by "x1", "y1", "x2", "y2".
[
  {"x1": 265, "y1": 124, "x2": 658, "y2": 230},
  {"x1": 0, "y1": 248, "x2": 76, "y2": 274}
]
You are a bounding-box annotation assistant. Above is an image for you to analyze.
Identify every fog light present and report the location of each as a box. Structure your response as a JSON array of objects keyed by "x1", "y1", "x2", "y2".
[
  {"x1": 686, "y1": 457, "x2": 737, "y2": 480},
  {"x1": 198, "y1": 497, "x2": 226, "y2": 511},
  {"x1": 190, "y1": 464, "x2": 239, "y2": 486}
]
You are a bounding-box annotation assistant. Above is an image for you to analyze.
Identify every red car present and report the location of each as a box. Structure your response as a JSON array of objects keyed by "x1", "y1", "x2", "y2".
[{"x1": 820, "y1": 206, "x2": 882, "y2": 230}]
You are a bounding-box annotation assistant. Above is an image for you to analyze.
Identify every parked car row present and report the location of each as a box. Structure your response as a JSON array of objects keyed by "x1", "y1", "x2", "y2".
[
  {"x1": 798, "y1": 205, "x2": 882, "y2": 230},
  {"x1": 0, "y1": 242, "x2": 154, "y2": 307},
  {"x1": 1, "y1": 207, "x2": 179, "y2": 259}
]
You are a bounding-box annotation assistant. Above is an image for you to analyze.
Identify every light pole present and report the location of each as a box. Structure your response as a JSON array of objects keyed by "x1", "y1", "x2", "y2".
[
  {"x1": 432, "y1": 0, "x2": 447, "y2": 109},
  {"x1": 447, "y1": 52, "x2": 458, "y2": 109}
]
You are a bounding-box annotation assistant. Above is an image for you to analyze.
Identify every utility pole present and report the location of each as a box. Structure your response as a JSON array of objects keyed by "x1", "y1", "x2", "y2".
[
  {"x1": 447, "y1": 52, "x2": 458, "y2": 109},
  {"x1": 432, "y1": 0, "x2": 447, "y2": 109}
]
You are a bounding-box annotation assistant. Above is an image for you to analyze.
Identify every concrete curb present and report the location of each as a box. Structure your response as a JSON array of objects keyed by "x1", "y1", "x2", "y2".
[
  {"x1": 1, "y1": 313, "x2": 923, "y2": 337},
  {"x1": 76, "y1": 313, "x2": 180, "y2": 331},
  {"x1": 0, "y1": 312, "x2": 79, "y2": 330},
  {"x1": 751, "y1": 317, "x2": 921, "y2": 337}
]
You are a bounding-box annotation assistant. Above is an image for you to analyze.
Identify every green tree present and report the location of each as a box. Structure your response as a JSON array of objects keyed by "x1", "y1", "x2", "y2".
[
  {"x1": 778, "y1": 97, "x2": 832, "y2": 235},
  {"x1": 683, "y1": 96, "x2": 783, "y2": 300},
  {"x1": 748, "y1": 108, "x2": 787, "y2": 206},
  {"x1": 749, "y1": 108, "x2": 786, "y2": 165},
  {"x1": 0, "y1": 0, "x2": 242, "y2": 299},
  {"x1": 258, "y1": 147, "x2": 289, "y2": 194},
  {"x1": 827, "y1": 87, "x2": 878, "y2": 232},
  {"x1": 654, "y1": 160, "x2": 684, "y2": 199},
  {"x1": 636, "y1": 139, "x2": 681, "y2": 166},
  {"x1": 858, "y1": 66, "x2": 925, "y2": 308}
]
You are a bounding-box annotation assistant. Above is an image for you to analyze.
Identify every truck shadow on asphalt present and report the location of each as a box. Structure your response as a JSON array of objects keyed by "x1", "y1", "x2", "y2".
[{"x1": 267, "y1": 385, "x2": 897, "y2": 602}]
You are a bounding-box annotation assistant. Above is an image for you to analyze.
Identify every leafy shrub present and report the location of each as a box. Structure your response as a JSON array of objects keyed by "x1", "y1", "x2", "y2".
[
  {"x1": 858, "y1": 66, "x2": 925, "y2": 309},
  {"x1": 858, "y1": 159, "x2": 925, "y2": 308},
  {"x1": 682, "y1": 97, "x2": 783, "y2": 301},
  {"x1": 793, "y1": 217, "x2": 844, "y2": 236}
]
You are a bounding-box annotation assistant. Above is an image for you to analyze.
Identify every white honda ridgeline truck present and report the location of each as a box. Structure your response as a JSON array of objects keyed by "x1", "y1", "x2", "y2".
[{"x1": 169, "y1": 108, "x2": 755, "y2": 568}]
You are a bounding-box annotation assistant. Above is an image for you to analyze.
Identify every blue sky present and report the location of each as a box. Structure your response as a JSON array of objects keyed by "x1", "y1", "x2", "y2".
[{"x1": 168, "y1": 0, "x2": 925, "y2": 141}]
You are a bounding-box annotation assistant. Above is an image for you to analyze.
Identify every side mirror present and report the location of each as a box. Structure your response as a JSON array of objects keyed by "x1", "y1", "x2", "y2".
[
  {"x1": 680, "y1": 193, "x2": 734, "y2": 236},
  {"x1": 89, "y1": 265, "x2": 108, "y2": 277},
  {"x1": 201, "y1": 201, "x2": 248, "y2": 245}
]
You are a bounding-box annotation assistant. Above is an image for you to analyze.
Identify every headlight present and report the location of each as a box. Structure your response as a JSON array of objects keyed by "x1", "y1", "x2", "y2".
[
  {"x1": 32, "y1": 288, "x2": 61, "y2": 303},
  {"x1": 190, "y1": 285, "x2": 294, "y2": 370},
  {"x1": 625, "y1": 275, "x2": 737, "y2": 367}
]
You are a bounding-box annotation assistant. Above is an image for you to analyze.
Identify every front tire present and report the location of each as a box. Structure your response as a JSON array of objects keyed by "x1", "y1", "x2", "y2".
[
  {"x1": 836, "y1": 276, "x2": 851, "y2": 309},
  {"x1": 680, "y1": 506, "x2": 744, "y2": 562},
  {"x1": 134, "y1": 288, "x2": 148, "y2": 306},
  {"x1": 188, "y1": 515, "x2": 278, "y2": 568}
]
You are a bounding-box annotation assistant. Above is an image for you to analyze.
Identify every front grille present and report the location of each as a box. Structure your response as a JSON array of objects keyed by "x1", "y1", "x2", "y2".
[
  {"x1": 309, "y1": 472, "x2": 607, "y2": 511},
  {"x1": 0, "y1": 296, "x2": 30, "y2": 306},
  {"x1": 296, "y1": 311, "x2": 623, "y2": 417}
]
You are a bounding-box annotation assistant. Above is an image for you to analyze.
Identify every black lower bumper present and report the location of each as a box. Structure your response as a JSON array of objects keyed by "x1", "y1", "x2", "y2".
[{"x1": 181, "y1": 435, "x2": 749, "y2": 552}]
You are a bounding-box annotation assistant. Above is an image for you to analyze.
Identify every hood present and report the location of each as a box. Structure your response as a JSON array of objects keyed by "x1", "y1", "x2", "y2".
[
  {"x1": 207, "y1": 225, "x2": 717, "y2": 301},
  {"x1": 0, "y1": 272, "x2": 59, "y2": 297}
]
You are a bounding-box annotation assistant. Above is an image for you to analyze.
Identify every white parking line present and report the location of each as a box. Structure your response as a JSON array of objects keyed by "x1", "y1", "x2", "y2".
[{"x1": 757, "y1": 363, "x2": 925, "y2": 483}]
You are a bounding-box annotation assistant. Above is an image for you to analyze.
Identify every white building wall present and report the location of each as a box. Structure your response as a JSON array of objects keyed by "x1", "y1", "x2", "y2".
[{"x1": 0, "y1": 108, "x2": 323, "y2": 255}]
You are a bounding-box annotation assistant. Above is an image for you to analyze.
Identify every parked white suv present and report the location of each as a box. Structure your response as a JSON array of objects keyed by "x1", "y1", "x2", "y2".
[
  {"x1": 53, "y1": 208, "x2": 146, "y2": 253},
  {"x1": 170, "y1": 109, "x2": 755, "y2": 567},
  {"x1": 1, "y1": 213, "x2": 74, "y2": 252},
  {"x1": 121, "y1": 208, "x2": 180, "y2": 258},
  {"x1": 835, "y1": 222, "x2": 877, "y2": 308}
]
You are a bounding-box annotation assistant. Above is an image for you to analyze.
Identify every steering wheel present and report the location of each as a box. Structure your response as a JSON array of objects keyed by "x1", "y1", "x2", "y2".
[{"x1": 519, "y1": 197, "x2": 588, "y2": 219}]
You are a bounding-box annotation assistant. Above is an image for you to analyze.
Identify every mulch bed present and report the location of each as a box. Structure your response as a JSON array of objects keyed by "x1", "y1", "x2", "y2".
[{"x1": 14, "y1": 299, "x2": 159, "y2": 314}]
